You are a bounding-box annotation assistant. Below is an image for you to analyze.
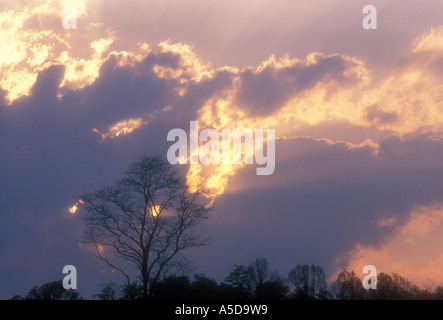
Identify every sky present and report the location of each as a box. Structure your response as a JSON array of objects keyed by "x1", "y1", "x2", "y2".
[{"x1": 1, "y1": 0, "x2": 443, "y2": 299}]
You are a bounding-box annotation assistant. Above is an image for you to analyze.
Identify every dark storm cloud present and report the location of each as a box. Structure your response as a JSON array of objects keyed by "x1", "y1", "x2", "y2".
[
  {"x1": 190, "y1": 132, "x2": 443, "y2": 279},
  {"x1": 62, "y1": 54, "x2": 181, "y2": 129},
  {"x1": 0, "y1": 50, "x2": 198, "y2": 299},
  {"x1": 235, "y1": 54, "x2": 364, "y2": 116}
]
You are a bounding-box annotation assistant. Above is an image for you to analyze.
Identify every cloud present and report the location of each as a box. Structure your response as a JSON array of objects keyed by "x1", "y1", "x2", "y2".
[
  {"x1": 365, "y1": 104, "x2": 397, "y2": 125},
  {"x1": 0, "y1": 0, "x2": 117, "y2": 104},
  {"x1": 235, "y1": 53, "x2": 368, "y2": 117},
  {"x1": 358, "y1": 26, "x2": 443, "y2": 134},
  {"x1": 336, "y1": 203, "x2": 443, "y2": 286},
  {"x1": 413, "y1": 27, "x2": 443, "y2": 53},
  {"x1": 182, "y1": 52, "x2": 371, "y2": 198},
  {"x1": 0, "y1": 49, "x2": 188, "y2": 298},
  {"x1": 190, "y1": 130, "x2": 443, "y2": 282},
  {"x1": 183, "y1": 26, "x2": 443, "y2": 201},
  {"x1": 2, "y1": 2, "x2": 443, "y2": 298},
  {"x1": 0, "y1": 35, "x2": 374, "y2": 294}
]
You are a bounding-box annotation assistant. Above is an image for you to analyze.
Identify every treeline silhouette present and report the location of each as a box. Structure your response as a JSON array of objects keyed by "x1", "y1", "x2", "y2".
[
  {"x1": 10, "y1": 258, "x2": 443, "y2": 300},
  {"x1": 9, "y1": 280, "x2": 82, "y2": 300}
]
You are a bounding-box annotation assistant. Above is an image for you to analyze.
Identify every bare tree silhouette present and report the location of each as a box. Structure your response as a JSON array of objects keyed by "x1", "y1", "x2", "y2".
[
  {"x1": 77, "y1": 155, "x2": 212, "y2": 299},
  {"x1": 331, "y1": 269, "x2": 368, "y2": 300},
  {"x1": 288, "y1": 264, "x2": 328, "y2": 299}
]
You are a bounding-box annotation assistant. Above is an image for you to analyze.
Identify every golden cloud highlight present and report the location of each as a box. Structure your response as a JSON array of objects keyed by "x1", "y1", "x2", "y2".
[
  {"x1": 155, "y1": 41, "x2": 214, "y2": 84},
  {"x1": 93, "y1": 118, "x2": 145, "y2": 141},
  {"x1": 184, "y1": 28, "x2": 443, "y2": 200},
  {"x1": 0, "y1": 0, "x2": 125, "y2": 104},
  {"x1": 184, "y1": 53, "x2": 370, "y2": 200},
  {"x1": 359, "y1": 26, "x2": 443, "y2": 134}
]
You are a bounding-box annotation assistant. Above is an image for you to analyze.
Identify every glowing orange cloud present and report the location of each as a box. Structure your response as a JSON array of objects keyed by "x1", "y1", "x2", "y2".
[
  {"x1": 184, "y1": 27, "x2": 443, "y2": 200},
  {"x1": 335, "y1": 204, "x2": 443, "y2": 286},
  {"x1": 0, "y1": 0, "x2": 143, "y2": 104},
  {"x1": 359, "y1": 27, "x2": 443, "y2": 134},
  {"x1": 185, "y1": 53, "x2": 370, "y2": 200}
]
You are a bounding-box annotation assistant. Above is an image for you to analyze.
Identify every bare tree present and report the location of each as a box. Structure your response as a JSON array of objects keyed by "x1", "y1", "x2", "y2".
[
  {"x1": 288, "y1": 264, "x2": 327, "y2": 299},
  {"x1": 330, "y1": 269, "x2": 368, "y2": 300},
  {"x1": 77, "y1": 155, "x2": 212, "y2": 299},
  {"x1": 224, "y1": 258, "x2": 273, "y2": 298},
  {"x1": 249, "y1": 258, "x2": 269, "y2": 288}
]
